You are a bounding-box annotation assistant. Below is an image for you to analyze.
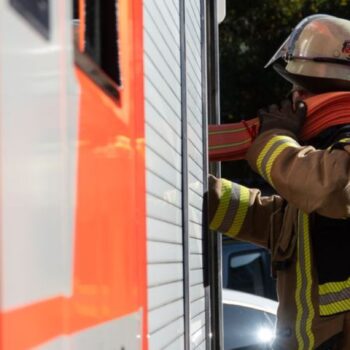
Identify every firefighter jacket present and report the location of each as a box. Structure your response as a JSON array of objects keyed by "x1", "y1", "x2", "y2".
[{"x1": 208, "y1": 128, "x2": 350, "y2": 350}]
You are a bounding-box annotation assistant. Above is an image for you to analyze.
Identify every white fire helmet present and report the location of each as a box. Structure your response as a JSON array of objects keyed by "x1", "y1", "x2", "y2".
[{"x1": 265, "y1": 14, "x2": 350, "y2": 93}]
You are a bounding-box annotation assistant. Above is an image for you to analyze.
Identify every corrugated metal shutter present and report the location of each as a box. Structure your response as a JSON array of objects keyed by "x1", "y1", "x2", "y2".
[
  {"x1": 185, "y1": 1, "x2": 206, "y2": 349},
  {"x1": 144, "y1": 0, "x2": 207, "y2": 348},
  {"x1": 144, "y1": 1, "x2": 185, "y2": 349}
]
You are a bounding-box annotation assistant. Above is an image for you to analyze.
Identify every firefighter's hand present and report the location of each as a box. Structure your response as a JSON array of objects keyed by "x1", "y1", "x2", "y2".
[{"x1": 258, "y1": 99, "x2": 307, "y2": 136}]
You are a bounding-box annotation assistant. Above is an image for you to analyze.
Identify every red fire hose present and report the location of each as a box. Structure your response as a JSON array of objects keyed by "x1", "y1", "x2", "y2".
[{"x1": 209, "y1": 92, "x2": 350, "y2": 162}]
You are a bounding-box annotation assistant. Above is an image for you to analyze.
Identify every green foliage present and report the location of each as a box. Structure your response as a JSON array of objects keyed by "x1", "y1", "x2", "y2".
[{"x1": 219, "y1": 0, "x2": 350, "y2": 123}]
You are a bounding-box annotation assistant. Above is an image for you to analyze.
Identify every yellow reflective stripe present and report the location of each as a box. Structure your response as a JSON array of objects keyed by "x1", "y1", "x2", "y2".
[
  {"x1": 295, "y1": 212, "x2": 315, "y2": 350},
  {"x1": 265, "y1": 143, "x2": 292, "y2": 186},
  {"x1": 227, "y1": 186, "x2": 250, "y2": 237},
  {"x1": 320, "y1": 298, "x2": 350, "y2": 316},
  {"x1": 256, "y1": 136, "x2": 298, "y2": 179},
  {"x1": 328, "y1": 138, "x2": 350, "y2": 150},
  {"x1": 256, "y1": 136, "x2": 282, "y2": 174},
  {"x1": 210, "y1": 179, "x2": 232, "y2": 231},
  {"x1": 319, "y1": 277, "x2": 350, "y2": 295},
  {"x1": 303, "y1": 214, "x2": 315, "y2": 348},
  {"x1": 319, "y1": 278, "x2": 350, "y2": 316},
  {"x1": 295, "y1": 246, "x2": 304, "y2": 349}
]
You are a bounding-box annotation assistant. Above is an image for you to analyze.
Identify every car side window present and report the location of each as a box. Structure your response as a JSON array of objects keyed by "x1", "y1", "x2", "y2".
[
  {"x1": 228, "y1": 251, "x2": 266, "y2": 296},
  {"x1": 223, "y1": 241, "x2": 277, "y2": 300}
]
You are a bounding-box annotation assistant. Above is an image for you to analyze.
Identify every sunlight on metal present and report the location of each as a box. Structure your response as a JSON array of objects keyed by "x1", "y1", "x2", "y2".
[
  {"x1": 257, "y1": 327, "x2": 276, "y2": 343},
  {"x1": 217, "y1": 0, "x2": 226, "y2": 23}
]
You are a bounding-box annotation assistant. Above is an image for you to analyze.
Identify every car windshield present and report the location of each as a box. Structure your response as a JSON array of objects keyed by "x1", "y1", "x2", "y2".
[{"x1": 223, "y1": 289, "x2": 277, "y2": 350}]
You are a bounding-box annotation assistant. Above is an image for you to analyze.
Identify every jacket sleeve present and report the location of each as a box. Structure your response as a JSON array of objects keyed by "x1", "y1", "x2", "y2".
[
  {"x1": 208, "y1": 175, "x2": 284, "y2": 250},
  {"x1": 246, "y1": 129, "x2": 350, "y2": 218}
]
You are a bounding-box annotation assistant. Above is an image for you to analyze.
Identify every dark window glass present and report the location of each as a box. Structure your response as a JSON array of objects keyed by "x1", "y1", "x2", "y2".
[
  {"x1": 85, "y1": 0, "x2": 121, "y2": 86},
  {"x1": 73, "y1": 0, "x2": 121, "y2": 99},
  {"x1": 73, "y1": 0, "x2": 79, "y2": 20},
  {"x1": 223, "y1": 241, "x2": 277, "y2": 300},
  {"x1": 10, "y1": 0, "x2": 50, "y2": 39}
]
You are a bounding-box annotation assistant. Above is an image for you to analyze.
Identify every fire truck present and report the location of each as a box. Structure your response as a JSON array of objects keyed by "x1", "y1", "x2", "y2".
[{"x1": 0, "y1": 0, "x2": 232, "y2": 348}]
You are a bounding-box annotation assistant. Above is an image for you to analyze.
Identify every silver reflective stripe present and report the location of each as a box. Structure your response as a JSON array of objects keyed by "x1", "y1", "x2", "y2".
[
  {"x1": 260, "y1": 138, "x2": 288, "y2": 180},
  {"x1": 320, "y1": 286, "x2": 350, "y2": 305},
  {"x1": 217, "y1": 183, "x2": 241, "y2": 233}
]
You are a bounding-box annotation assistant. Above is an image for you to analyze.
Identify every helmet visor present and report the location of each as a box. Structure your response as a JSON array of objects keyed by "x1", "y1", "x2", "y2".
[
  {"x1": 264, "y1": 14, "x2": 331, "y2": 69},
  {"x1": 264, "y1": 35, "x2": 291, "y2": 68}
]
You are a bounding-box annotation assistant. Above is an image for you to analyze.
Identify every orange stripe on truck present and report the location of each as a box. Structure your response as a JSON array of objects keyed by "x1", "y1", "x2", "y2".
[{"x1": 1, "y1": 0, "x2": 147, "y2": 349}]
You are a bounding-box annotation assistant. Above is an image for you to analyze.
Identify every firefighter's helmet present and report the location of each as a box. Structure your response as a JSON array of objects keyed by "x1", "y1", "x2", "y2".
[{"x1": 266, "y1": 14, "x2": 350, "y2": 93}]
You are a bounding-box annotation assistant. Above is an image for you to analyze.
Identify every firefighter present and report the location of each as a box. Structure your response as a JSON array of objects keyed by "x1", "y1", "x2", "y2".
[{"x1": 209, "y1": 15, "x2": 350, "y2": 350}]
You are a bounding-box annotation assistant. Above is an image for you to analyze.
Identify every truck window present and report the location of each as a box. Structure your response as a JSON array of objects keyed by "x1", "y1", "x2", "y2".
[
  {"x1": 73, "y1": 0, "x2": 121, "y2": 99},
  {"x1": 84, "y1": 0, "x2": 121, "y2": 86},
  {"x1": 10, "y1": 0, "x2": 50, "y2": 39}
]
